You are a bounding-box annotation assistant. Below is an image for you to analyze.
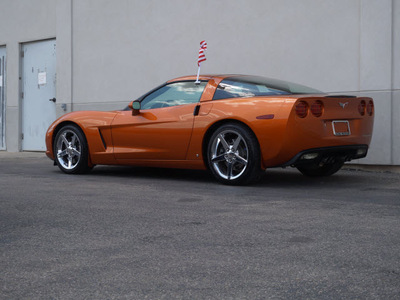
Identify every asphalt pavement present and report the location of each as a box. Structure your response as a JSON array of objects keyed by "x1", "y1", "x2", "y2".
[{"x1": 1, "y1": 152, "x2": 400, "y2": 299}]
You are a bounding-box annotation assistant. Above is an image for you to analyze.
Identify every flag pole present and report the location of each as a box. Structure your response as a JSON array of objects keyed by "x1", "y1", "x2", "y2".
[{"x1": 195, "y1": 65, "x2": 201, "y2": 84}]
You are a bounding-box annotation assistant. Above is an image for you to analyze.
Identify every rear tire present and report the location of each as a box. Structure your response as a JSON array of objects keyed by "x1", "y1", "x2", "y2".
[
  {"x1": 207, "y1": 123, "x2": 262, "y2": 185},
  {"x1": 297, "y1": 161, "x2": 344, "y2": 177},
  {"x1": 54, "y1": 124, "x2": 92, "y2": 174}
]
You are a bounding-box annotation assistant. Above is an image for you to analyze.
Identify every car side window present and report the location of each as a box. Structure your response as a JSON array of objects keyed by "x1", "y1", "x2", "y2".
[
  {"x1": 213, "y1": 79, "x2": 291, "y2": 100},
  {"x1": 141, "y1": 81, "x2": 207, "y2": 109}
]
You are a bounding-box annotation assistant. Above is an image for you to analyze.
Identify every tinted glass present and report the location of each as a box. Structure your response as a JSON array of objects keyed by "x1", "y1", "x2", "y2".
[
  {"x1": 213, "y1": 76, "x2": 323, "y2": 100},
  {"x1": 141, "y1": 81, "x2": 207, "y2": 109}
]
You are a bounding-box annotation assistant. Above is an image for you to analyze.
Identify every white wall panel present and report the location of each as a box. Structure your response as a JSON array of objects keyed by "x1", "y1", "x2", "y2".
[
  {"x1": 72, "y1": 0, "x2": 361, "y2": 103},
  {"x1": 391, "y1": 0, "x2": 399, "y2": 164},
  {"x1": 394, "y1": 0, "x2": 400, "y2": 90},
  {"x1": 393, "y1": 91, "x2": 400, "y2": 165},
  {"x1": 360, "y1": 0, "x2": 392, "y2": 91},
  {"x1": 5, "y1": 107, "x2": 19, "y2": 152},
  {"x1": 56, "y1": 0, "x2": 72, "y2": 114}
]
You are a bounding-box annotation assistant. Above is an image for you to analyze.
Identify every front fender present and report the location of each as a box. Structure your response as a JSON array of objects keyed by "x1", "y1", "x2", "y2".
[{"x1": 45, "y1": 111, "x2": 118, "y2": 161}]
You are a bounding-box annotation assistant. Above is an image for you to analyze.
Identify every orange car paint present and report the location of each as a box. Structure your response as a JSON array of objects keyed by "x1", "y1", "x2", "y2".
[{"x1": 46, "y1": 75, "x2": 374, "y2": 171}]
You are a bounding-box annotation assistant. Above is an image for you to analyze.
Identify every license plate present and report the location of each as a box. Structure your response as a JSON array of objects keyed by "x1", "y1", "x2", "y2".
[{"x1": 332, "y1": 120, "x2": 350, "y2": 136}]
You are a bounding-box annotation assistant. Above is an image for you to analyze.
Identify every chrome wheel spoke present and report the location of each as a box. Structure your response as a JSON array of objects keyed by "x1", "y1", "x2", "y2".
[
  {"x1": 211, "y1": 154, "x2": 226, "y2": 163},
  {"x1": 227, "y1": 162, "x2": 233, "y2": 180},
  {"x1": 71, "y1": 134, "x2": 77, "y2": 146},
  {"x1": 61, "y1": 134, "x2": 69, "y2": 145},
  {"x1": 67, "y1": 156, "x2": 73, "y2": 169},
  {"x1": 72, "y1": 148, "x2": 81, "y2": 157},
  {"x1": 235, "y1": 154, "x2": 248, "y2": 165},
  {"x1": 218, "y1": 134, "x2": 230, "y2": 151},
  {"x1": 57, "y1": 149, "x2": 68, "y2": 158},
  {"x1": 232, "y1": 136, "x2": 242, "y2": 152}
]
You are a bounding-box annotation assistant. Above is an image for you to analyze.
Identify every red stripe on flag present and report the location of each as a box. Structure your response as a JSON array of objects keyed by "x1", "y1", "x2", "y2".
[
  {"x1": 198, "y1": 41, "x2": 207, "y2": 66},
  {"x1": 200, "y1": 40, "x2": 207, "y2": 50}
]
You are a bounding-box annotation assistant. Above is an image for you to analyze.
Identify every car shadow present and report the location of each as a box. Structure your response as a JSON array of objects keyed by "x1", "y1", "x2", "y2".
[
  {"x1": 85, "y1": 165, "x2": 366, "y2": 188},
  {"x1": 257, "y1": 168, "x2": 366, "y2": 188},
  {"x1": 89, "y1": 165, "x2": 214, "y2": 183}
]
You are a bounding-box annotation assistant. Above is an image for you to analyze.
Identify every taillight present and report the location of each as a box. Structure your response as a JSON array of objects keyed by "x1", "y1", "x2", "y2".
[
  {"x1": 358, "y1": 100, "x2": 366, "y2": 116},
  {"x1": 295, "y1": 101, "x2": 308, "y2": 118},
  {"x1": 310, "y1": 100, "x2": 324, "y2": 117},
  {"x1": 367, "y1": 100, "x2": 374, "y2": 116}
]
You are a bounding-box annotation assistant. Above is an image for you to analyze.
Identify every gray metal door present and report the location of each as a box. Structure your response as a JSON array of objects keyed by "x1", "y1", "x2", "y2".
[
  {"x1": 21, "y1": 39, "x2": 56, "y2": 151},
  {"x1": 0, "y1": 46, "x2": 6, "y2": 150}
]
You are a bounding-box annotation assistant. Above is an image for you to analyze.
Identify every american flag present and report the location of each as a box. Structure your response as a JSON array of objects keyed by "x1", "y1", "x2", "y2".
[{"x1": 198, "y1": 40, "x2": 207, "y2": 66}]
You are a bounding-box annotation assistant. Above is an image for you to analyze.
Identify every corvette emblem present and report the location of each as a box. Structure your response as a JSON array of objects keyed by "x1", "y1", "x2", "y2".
[{"x1": 339, "y1": 102, "x2": 349, "y2": 109}]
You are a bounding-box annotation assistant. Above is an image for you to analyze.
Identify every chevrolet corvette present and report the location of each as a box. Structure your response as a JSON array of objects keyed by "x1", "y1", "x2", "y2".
[{"x1": 45, "y1": 75, "x2": 374, "y2": 185}]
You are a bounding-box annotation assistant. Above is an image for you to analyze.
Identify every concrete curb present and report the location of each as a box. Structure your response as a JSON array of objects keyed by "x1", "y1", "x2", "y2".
[{"x1": 0, "y1": 151, "x2": 46, "y2": 159}]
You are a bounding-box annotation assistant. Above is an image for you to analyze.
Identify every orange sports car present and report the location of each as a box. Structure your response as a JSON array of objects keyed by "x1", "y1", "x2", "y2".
[{"x1": 45, "y1": 75, "x2": 374, "y2": 185}]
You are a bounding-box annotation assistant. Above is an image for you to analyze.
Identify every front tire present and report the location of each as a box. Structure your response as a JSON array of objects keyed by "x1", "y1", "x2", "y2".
[
  {"x1": 54, "y1": 124, "x2": 91, "y2": 174},
  {"x1": 207, "y1": 123, "x2": 262, "y2": 185}
]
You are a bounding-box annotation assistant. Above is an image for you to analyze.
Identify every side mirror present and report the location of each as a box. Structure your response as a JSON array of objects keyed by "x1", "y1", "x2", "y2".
[{"x1": 128, "y1": 100, "x2": 141, "y2": 116}]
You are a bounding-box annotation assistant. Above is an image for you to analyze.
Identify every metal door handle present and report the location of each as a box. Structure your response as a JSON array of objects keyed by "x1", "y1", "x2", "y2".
[{"x1": 49, "y1": 97, "x2": 56, "y2": 103}]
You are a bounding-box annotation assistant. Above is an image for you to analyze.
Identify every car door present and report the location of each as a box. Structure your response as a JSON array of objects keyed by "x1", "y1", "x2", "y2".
[{"x1": 111, "y1": 81, "x2": 207, "y2": 160}]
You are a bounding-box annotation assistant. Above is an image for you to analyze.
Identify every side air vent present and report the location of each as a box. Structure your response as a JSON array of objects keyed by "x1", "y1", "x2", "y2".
[{"x1": 98, "y1": 129, "x2": 107, "y2": 150}]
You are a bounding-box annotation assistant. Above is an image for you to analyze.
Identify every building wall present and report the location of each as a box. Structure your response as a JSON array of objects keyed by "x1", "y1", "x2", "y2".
[
  {"x1": 392, "y1": 0, "x2": 400, "y2": 165},
  {"x1": 0, "y1": 0, "x2": 398, "y2": 165},
  {"x1": 0, "y1": 0, "x2": 56, "y2": 151}
]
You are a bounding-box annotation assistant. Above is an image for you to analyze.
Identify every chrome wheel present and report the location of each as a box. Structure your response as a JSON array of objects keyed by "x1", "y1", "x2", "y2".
[
  {"x1": 207, "y1": 123, "x2": 261, "y2": 185},
  {"x1": 55, "y1": 129, "x2": 82, "y2": 170},
  {"x1": 210, "y1": 129, "x2": 249, "y2": 180}
]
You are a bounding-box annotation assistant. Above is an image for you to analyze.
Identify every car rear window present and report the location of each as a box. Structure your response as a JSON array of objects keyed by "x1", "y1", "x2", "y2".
[{"x1": 212, "y1": 76, "x2": 323, "y2": 100}]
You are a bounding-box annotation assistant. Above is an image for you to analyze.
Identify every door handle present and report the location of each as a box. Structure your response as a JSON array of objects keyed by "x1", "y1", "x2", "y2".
[{"x1": 49, "y1": 97, "x2": 56, "y2": 103}]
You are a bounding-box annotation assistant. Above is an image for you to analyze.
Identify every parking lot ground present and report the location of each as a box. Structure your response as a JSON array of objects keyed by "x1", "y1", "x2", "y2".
[{"x1": 1, "y1": 152, "x2": 400, "y2": 299}]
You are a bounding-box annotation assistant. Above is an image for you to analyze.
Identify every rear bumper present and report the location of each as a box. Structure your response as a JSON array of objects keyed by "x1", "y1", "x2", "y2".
[{"x1": 278, "y1": 144, "x2": 369, "y2": 167}]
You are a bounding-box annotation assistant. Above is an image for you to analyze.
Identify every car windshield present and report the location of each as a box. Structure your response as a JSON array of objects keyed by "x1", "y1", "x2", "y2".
[
  {"x1": 141, "y1": 81, "x2": 207, "y2": 109},
  {"x1": 213, "y1": 76, "x2": 323, "y2": 100}
]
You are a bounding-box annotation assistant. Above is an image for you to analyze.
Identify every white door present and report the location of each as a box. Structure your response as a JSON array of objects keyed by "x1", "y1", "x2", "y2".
[
  {"x1": 21, "y1": 39, "x2": 57, "y2": 151},
  {"x1": 0, "y1": 46, "x2": 6, "y2": 150}
]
